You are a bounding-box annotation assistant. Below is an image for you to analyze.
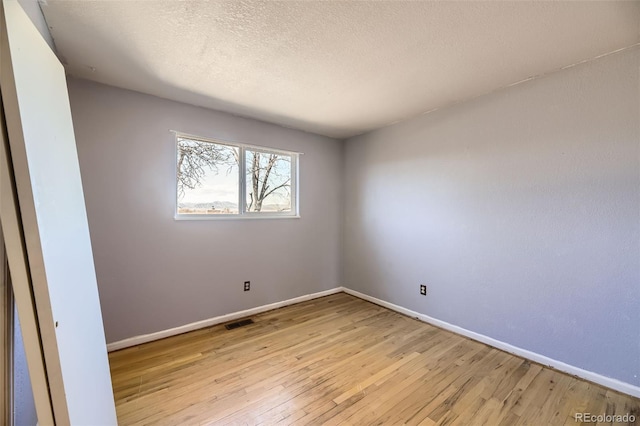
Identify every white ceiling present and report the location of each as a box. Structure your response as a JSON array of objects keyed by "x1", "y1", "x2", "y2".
[{"x1": 42, "y1": 1, "x2": 639, "y2": 139}]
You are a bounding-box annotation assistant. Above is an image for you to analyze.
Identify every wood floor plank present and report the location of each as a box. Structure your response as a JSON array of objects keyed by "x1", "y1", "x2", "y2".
[{"x1": 109, "y1": 293, "x2": 640, "y2": 425}]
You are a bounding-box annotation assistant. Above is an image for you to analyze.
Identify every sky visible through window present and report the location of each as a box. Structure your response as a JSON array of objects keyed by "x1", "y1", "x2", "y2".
[{"x1": 181, "y1": 163, "x2": 239, "y2": 210}]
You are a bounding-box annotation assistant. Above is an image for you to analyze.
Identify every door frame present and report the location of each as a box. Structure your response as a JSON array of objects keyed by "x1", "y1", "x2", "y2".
[{"x1": 0, "y1": 78, "x2": 54, "y2": 426}]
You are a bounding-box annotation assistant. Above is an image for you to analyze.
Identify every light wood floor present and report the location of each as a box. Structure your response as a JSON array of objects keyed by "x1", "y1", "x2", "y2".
[{"x1": 109, "y1": 293, "x2": 640, "y2": 425}]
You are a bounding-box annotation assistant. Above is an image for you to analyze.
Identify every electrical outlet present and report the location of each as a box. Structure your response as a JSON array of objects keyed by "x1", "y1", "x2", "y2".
[
  {"x1": 244, "y1": 281, "x2": 250, "y2": 291},
  {"x1": 420, "y1": 284, "x2": 427, "y2": 296}
]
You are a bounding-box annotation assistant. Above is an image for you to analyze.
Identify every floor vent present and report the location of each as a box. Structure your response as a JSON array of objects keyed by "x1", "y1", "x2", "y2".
[{"x1": 225, "y1": 319, "x2": 254, "y2": 330}]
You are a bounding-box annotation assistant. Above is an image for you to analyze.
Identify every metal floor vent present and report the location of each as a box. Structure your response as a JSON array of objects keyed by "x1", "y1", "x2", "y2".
[{"x1": 225, "y1": 319, "x2": 254, "y2": 330}]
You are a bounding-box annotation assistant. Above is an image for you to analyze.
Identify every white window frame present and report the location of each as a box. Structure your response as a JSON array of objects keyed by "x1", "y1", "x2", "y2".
[{"x1": 174, "y1": 132, "x2": 300, "y2": 220}]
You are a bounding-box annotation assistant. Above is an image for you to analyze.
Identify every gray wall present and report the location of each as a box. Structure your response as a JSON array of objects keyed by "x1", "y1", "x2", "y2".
[
  {"x1": 13, "y1": 305, "x2": 37, "y2": 426},
  {"x1": 343, "y1": 48, "x2": 640, "y2": 386},
  {"x1": 67, "y1": 79, "x2": 343, "y2": 343}
]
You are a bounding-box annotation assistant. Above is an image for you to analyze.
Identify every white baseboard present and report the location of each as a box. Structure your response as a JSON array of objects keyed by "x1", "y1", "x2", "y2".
[
  {"x1": 342, "y1": 287, "x2": 640, "y2": 399},
  {"x1": 106, "y1": 287, "x2": 344, "y2": 352}
]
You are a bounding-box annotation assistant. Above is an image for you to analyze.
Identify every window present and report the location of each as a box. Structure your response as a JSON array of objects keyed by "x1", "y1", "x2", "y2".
[{"x1": 176, "y1": 133, "x2": 298, "y2": 219}]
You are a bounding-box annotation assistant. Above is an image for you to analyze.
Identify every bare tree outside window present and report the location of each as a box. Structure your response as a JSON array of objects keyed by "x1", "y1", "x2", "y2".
[
  {"x1": 177, "y1": 139, "x2": 238, "y2": 197},
  {"x1": 246, "y1": 150, "x2": 292, "y2": 212},
  {"x1": 175, "y1": 136, "x2": 296, "y2": 217},
  {"x1": 177, "y1": 138, "x2": 240, "y2": 214}
]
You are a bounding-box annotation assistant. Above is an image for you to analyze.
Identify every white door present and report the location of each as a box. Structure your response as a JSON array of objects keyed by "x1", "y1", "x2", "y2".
[{"x1": 0, "y1": 0, "x2": 117, "y2": 424}]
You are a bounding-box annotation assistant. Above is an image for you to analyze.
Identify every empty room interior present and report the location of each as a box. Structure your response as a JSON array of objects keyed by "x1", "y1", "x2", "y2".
[{"x1": 3, "y1": 0, "x2": 640, "y2": 425}]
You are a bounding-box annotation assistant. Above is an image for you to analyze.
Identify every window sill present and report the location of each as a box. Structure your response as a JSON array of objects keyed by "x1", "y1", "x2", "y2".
[{"x1": 174, "y1": 214, "x2": 301, "y2": 221}]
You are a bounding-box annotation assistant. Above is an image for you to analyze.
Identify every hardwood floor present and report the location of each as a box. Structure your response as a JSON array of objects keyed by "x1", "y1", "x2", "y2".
[{"x1": 109, "y1": 293, "x2": 640, "y2": 425}]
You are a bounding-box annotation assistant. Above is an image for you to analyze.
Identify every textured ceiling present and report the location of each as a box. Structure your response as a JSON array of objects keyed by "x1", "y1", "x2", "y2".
[{"x1": 42, "y1": 1, "x2": 640, "y2": 139}]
